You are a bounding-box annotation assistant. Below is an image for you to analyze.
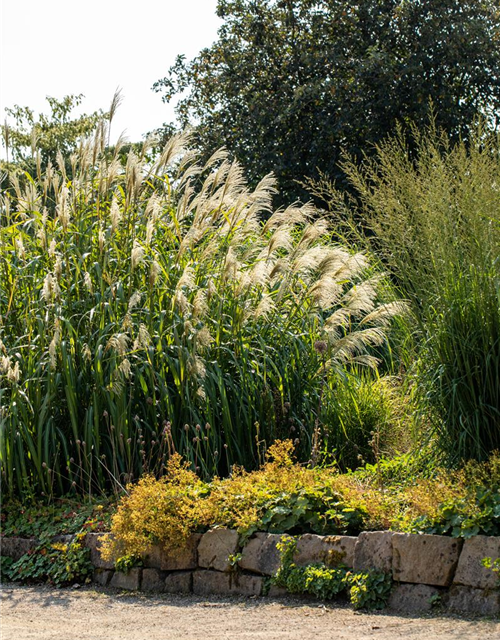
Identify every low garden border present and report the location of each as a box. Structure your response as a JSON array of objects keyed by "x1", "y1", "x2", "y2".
[{"x1": 2, "y1": 530, "x2": 499, "y2": 616}]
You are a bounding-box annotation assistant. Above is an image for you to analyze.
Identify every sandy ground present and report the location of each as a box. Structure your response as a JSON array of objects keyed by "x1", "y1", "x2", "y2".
[{"x1": 1, "y1": 584, "x2": 499, "y2": 640}]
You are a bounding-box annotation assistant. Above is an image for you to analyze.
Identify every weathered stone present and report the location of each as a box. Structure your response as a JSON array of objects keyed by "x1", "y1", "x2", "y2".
[
  {"x1": 392, "y1": 533, "x2": 463, "y2": 587},
  {"x1": 353, "y1": 531, "x2": 393, "y2": 573},
  {"x1": 51, "y1": 534, "x2": 75, "y2": 545},
  {"x1": 192, "y1": 570, "x2": 263, "y2": 596},
  {"x1": 232, "y1": 574, "x2": 264, "y2": 596},
  {"x1": 388, "y1": 583, "x2": 441, "y2": 613},
  {"x1": 267, "y1": 584, "x2": 289, "y2": 598},
  {"x1": 110, "y1": 568, "x2": 141, "y2": 590},
  {"x1": 239, "y1": 533, "x2": 284, "y2": 576},
  {"x1": 93, "y1": 569, "x2": 113, "y2": 586},
  {"x1": 198, "y1": 529, "x2": 239, "y2": 573},
  {"x1": 446, "y1": 585, "x2": 500, "y2": 617},
  {"x1": 164, "y1": 571, "x2": 193, "y2": 594},
  {"x1": 84, "y1": 533, "x2": 114, "y2": 570},
  {"x1": 0, "y1": 537, "x2": 38, "y2": 561},
  {"x1": 141, "y1": 568, "x2": 165, "y2": 592},
  {"x1": 294, "y1": 534, "x2": 356, "y2": 568},
  {"x1": 193, "y1": 570, "x2": 231, "y2": 595},
  {"x1": 143, "y1": 534, "x2": 201, "y2": 571},
  {"x1": 454, "y1": 535, "x2": 500, "y2": 590}
]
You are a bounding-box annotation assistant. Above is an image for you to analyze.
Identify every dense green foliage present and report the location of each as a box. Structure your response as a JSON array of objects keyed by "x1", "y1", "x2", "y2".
[
  {"x1": 2, "y1": 446, "x2": 499, "y2": 590},
  {"x1": 154, "y1": 0, "x2": 500, "y2": 201},
  {"x1": 2, "y1": 535, "x2": 93, "y2": 586},
  {"x1": 348, "y1": 570, "x2": 393, "y2": 610},
  {"x1": 0, "y1": 126, "x2": 403, "y2": 499},
  {"x1": 322, "y1": 371, "x2": 409, "y2": 468},
  {"x1": 412, "y1": 488, "x2": 500, "y2": 539},
  {"x1": 100, "y1": 441, "x2": 375, "y2": 560},
  {"x1": 1, "y1": 499, "x2": 113, "y2": 539},
  {"x1": 316, "y1": 125, "x2": 500, "y2": 462},
  {"x1": 273, "y1": 536, "x2": 393, "y2": 609},
  {"x1": 0, "y1": 556, "x2": 15, "y2": 581}
]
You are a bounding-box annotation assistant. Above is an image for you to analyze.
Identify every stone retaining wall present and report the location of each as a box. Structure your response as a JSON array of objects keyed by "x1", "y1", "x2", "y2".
[{"x1": 2, "y1": 530, "x2": 499, "y2": 616}]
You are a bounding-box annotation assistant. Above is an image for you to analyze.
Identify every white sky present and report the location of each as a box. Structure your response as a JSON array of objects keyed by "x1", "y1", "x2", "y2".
[{"x1": 0, "y1": 0, "x2": 221, "y2": 148}]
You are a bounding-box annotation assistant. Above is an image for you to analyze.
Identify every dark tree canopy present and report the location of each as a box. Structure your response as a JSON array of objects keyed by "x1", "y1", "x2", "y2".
[{"x1": 153, "y1": 0, "x2": 500, "y2": 202}]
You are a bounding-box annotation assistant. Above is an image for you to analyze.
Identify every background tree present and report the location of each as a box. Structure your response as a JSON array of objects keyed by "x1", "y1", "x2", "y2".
[
  {"x1": 1, "y1": 94, "x2": 107, "y2": 173},
  {"x1": 153, "y1": 0, "x2": 500, "y2": 202}
]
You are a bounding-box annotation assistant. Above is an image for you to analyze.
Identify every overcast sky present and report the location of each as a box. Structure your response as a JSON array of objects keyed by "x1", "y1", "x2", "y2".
[{"x1": 0, "y1": 0, "x2": 221, "y2": 148}]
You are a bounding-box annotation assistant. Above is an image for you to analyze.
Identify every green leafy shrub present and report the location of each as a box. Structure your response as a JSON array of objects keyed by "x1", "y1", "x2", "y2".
[
  {"x1": 0, "y1": 556, "x2": 15, "y2": 582},
  {"x1": 114, "y1": 554, "x2": 143, "y2": 574},
  {"x1": 8, "y1": 535, "x2": 92, "y2": 586},
  {"x1": 1, "y1": 499, "x2": 114, "y2": 539},
  {"x1": 100, "y1": 445, "x2": 500, "y2": 563},
  {"x1": 206, "y1": 441, "x2": 379, "y2": 541},
  {"x1": 481, "y1": 557, "x2": 500, "y2": 585},
  {"x1": 102, "y1": 441, "x2": 373, "y2": 560},
  {"x1": 273, "y1": 536, "x2": 349, "y2": 599},
  {"x1": 411, "y1": 488, "x2": 500, "y2": 538},
  {"x1": 0, "y1": 124, "x2": 402, "y2": 500},
  {"x1": 273, "y1": 535, "x2": 392, "y2": 609},
  {"x1": 355, "y1": 449, "x2": 440, "y2": 486},
  {"x1": 257, "y1": 488, "x2": 366, "y2": 537},
  {"x1": 348, "y1": 571, "x2": 393, "y2": 610},
  {"x1": 101, "y1": 453, "x2": 210, "y2": 560},
  {"x1": 404, "y1": 452, "x2": 500, "y2": 537}
]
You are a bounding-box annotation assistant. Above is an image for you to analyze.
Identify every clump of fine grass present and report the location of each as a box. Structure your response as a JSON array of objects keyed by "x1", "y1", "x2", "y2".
[
  {"x1": 311, "y1": 122, "x2": 500, "y2": 463},
  {"x1": 0, "y1": 120, "x2": 403, "y2": 499},
  {"x1": 322, "y1": 370, "x2": 412, "y2": 470}
]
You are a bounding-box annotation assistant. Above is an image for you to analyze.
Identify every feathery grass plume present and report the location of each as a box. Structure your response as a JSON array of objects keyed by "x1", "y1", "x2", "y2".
[
  {"x1": 0, "y1": 128, "x2": 405, "y2": 499},
  {"x1": 108, "y1": 87, "x2": 123, "y2": 133},
  {"x1": 2, "y1": 119, "x2": 10, "y2": 156},
  {"x1": 106, "y1": 333, "x2": 129, "y2": 357},
  {"x1": 56, "y1": 186, "x2": 70, "y2": 230},
  {"x1": 109, "y1": 196, "x2": 121, "y2": 232},
  {"x1": 149, "y1": 259, "x2": 160, "y2": 286},
  {"x1": 6, "y1": 361, "x2": 20, "y2": 384},
  {"x1": 133, "y1": 324, "x2": 151, "y2": 351},
  {"x1": 128, "y1": 291, "x2": 142, "y2": 310},
  {"x1": 56, "y1": 149, "x2": 67, "y2": 182},
  {"x1": 0, "y1": 354, "x2": 12, "y2": 375},
  {"x1": 130, "y1": 239, "x2": 144, "y2": 270}
]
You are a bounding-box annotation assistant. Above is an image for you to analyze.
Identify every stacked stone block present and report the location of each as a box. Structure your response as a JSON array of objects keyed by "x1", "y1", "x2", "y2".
[{"x1": 2, "y1": 529, "x2": 499, "y2": 615}]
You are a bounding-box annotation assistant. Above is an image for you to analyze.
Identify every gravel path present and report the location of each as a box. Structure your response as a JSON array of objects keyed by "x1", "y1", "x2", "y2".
[{"x1": 1, "y1": 584, "x2": 499, "y2": 640}]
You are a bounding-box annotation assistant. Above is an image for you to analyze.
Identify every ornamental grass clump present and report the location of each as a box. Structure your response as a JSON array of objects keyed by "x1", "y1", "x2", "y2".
[
  {"x1": 318, "y1": 123, "x2": 500, "y2": 462},
  {"x1": 0, "y1": 120, "x2": 403, "y2": 499}
]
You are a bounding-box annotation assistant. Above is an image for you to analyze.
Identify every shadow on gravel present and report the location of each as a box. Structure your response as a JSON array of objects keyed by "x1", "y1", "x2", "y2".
[
  {"x1": 2, "y1": 582, "x2": 499, "y2": 635},
  {"x1": 1, "y1": 584, "x2": 75, "y2": 610}
]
